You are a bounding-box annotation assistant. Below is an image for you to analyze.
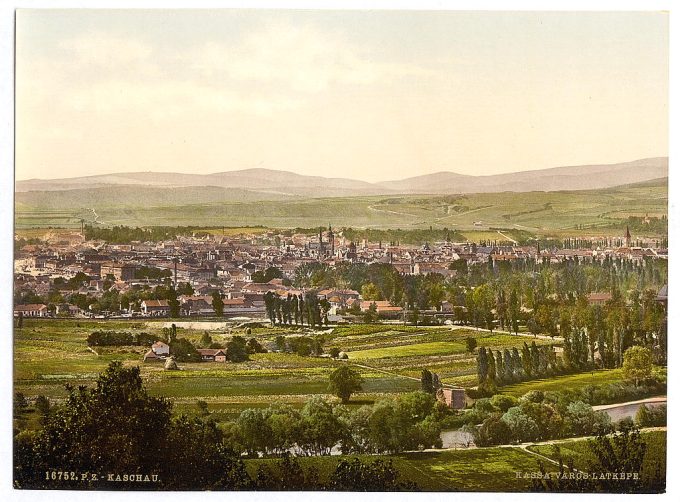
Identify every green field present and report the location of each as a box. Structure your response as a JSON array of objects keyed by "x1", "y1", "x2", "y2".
[
  {"x1": 13, "y1": 320, "x2": 427, "y2": 418},
  {"x1": 15, "y1": 180, "x2": 667, "y2": 236},
  {"x1": 500, "y1": 369, "x2": 626, "y2": 397},
  {"x1": 245, "y1": 446, "x2": 559, "y2": 491},
  {"x1": 14, "y1": 320, "x2": 562, "y2": 421},
  {"x1": 527, "y1": 430, "x2": 666, "y2": 485}
]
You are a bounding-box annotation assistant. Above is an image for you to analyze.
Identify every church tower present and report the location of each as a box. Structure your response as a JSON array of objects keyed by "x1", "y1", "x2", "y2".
[{"x1": 625, "y1": 226, "x2": 632, "y2": 248}]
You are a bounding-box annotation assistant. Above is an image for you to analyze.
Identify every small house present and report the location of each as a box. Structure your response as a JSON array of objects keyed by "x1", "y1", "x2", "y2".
[
  {"x1": 143, "y1": 349, "x2": 162, "y2": 362},
  {"x1": 151, "y1": 341, "x2": 170, "y2": 356},
  {"x1": 141, "y1": 299, "x2": 171, "y2": 316},
  {"x1": 197, "y1": 348, "x2": 227, "y2": 362},
  {"x1": 13, "y1": 303, "x2": 49, "y2": 317},
  {"x1": 442, "y1": 388, "x2": 466, "y2": 410}
]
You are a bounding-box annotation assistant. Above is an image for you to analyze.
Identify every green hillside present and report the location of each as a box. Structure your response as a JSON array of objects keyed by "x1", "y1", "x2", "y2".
[{"x1": 15, "y1": 179, "x2": 667, "y2": 237}]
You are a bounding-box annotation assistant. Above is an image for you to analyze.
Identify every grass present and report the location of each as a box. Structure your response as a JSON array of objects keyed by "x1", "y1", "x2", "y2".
[
  {"x1": 501, "y1": 369, "x2": 625, "y2": 397},
  {"x1": 244, "y1": 447, "x2": 559, "y2": 491},
  {"x1": 347, "y1": 341, "x2": 466, "y2": 359},
  {"x1": 527, "y1": 430, "x2": 666, "y2": 485},
  {"x1": 15, "y1": 180, "x2": 667, "y2": 236}
]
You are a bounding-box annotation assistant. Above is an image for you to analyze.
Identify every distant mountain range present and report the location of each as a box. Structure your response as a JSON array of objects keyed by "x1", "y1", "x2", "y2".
[{"x1": 16, "y1": 157, "x2": 668, "y2": 205}]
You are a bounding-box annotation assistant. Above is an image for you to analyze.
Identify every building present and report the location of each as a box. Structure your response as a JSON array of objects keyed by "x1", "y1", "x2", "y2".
[
  {"x1": 14, "y1": 303, "x2": 49, "y2": 317},
  {"x1": 442, "y1": 388, "x2": 466, "y2": 410},
  {"x1": 151, "y1": 341, "x2": 170, "y2": 356},
  {"x1": 143, "y1": 350, "x2": 163, "y2": 362},
  {"x1": 587, "y1": 292, "x2": 612, "y2": 305},
  {"x1": 197, "y1": 349, "x2": 227, "y2": 362},
  {"x1": 141, "y1": 299, "x2": 171, "y2": 316},
  {"x1": 100, "y1": 262, "x2": 137, "y2": 281}
]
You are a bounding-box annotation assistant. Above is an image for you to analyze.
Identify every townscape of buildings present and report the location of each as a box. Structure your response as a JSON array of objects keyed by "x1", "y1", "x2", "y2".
[{"x1": 14, "y1": 226, "x2": 667, "y2": 320}]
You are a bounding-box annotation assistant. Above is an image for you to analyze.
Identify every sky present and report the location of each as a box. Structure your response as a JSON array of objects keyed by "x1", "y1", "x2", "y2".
[{"x1": 15, "y1": 9, "x2": 668, "y2": 183}]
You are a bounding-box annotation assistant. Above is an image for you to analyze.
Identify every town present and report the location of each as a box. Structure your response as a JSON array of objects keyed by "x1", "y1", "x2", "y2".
[{"x1": 13, "y1": 224, "x2": 667, "y2": 322}]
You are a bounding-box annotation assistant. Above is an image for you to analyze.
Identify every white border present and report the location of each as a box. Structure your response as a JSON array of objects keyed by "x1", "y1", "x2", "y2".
[{"x1": 1, "y1": 2, "x2": 676, "y2": 502}]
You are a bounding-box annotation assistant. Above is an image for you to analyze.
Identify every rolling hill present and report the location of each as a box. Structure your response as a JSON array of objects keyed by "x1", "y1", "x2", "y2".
[{"x1": 16, "y1": 157, "x2": 667, "y2": 197}]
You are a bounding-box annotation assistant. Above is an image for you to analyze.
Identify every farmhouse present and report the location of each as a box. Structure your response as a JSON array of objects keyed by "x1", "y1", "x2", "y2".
[
  {"x1": 151, "y1": 341, "x2": 170, "y2": 356},
  {"x1": 197, "y1": 348, "x2": 227, "y2": 362},
  {"x1": 143, "y1": 349, "x2": 162, "y2": 362},
  {"x1": 587, "y1": 292, "x2": 612, "y2": 305},
  {"x1": 359, "y1": 300, "x2": 404, "y2": 318},
  {"x1": 441, "y1": 388, "x2": 466, "y2": 410},
  {"x1": 141, "y1": 299, "x2": 171, "y2": 316},
  {"x1": 14, "y1": 303, "x2": 49, "y2": 317}
]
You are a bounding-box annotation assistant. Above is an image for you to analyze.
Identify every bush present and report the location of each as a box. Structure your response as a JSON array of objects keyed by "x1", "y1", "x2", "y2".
[
  {"x1": 477, "y1": 415, "x2": 512, "y2": 446},
  {"x1": 329, "y1": 347, "x2": 341, "y2": 358},
  {"x1": 520, "y1": 390, "x2": 545, "y2": 403},
  {"x1": 501, "y1": 407, "x2": 540, "y2": 442},
  {"x1": 635, "y1": 404, "x2": 666, "y2": 427},
  {"x1": 617, "y1": 416, "x2": 635, "y2": 432},
  {"x1": 490, "y1": 394, "x2": 518, "y2": 412}
]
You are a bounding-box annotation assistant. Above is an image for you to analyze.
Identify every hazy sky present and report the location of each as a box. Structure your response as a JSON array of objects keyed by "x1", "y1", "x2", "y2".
[{"x1": 16, "y1": 10, "x2": 668, "y2": 182}]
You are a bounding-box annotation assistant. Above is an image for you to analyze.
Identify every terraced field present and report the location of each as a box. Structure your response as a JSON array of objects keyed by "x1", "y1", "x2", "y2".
[
  {"x1": 15, "y1": 179, "x2": 667, "y2": 236},
  {"x1": 15, "y1": 320, "x2": 561, "y2": 420}
]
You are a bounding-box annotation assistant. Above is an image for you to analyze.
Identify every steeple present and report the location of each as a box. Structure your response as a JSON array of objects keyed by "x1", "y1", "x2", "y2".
[{"x1": 625, "y1": 226, "x2": 632, "y2": 248}]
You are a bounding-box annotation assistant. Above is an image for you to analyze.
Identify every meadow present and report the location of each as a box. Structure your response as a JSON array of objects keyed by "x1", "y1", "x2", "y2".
[
  {"x1": 527, "y1": 430, "x2": 666, "y2": 485},
  {"x1": 243, "y1": 446, "x2": 559, "y2": 491},
  {"x1": 15, "y1": 180, "x2": 667, "y2": 237},
  {"x1": 15, "y1": 320, "x2": 558, "y2": 420}
]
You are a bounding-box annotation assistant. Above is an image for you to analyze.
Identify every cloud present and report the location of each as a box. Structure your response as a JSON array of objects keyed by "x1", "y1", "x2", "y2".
[
  {"x1": 59, "y1": 33, "x2": 153, "y2": 69},
  {"x1": 19, "y1": 22, "x2": 432, "y2": 122},
  {"x1": 185, "y1": 22, "x2": 430, "y2": 93}
]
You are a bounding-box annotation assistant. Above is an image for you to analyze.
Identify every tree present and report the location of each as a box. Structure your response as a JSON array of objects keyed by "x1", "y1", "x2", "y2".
[
  {"x1": 420, "y1": 369, "x2": 434, "y2": 394},
  {"x1": 212, "y1": 291, "x2": 224, "y2": 317},
  {"x1": 246, "y1": 337, "x2": 266, "y2": 354},
  {"x1": 298, "y1": 397, "x2": 346, "y2": 455},
  {"x1": 328, "y1": 366, "x2": 364, "y2": 403},
  {"x1": 34, "y1": 395, "x2": 51, "y2": 420},
  {"x1": 196, "y1": 399, "x2": 209, "y2": 416},
  {"x1": 477, "y1": 415, "x2": 512, "y2": 446},
  {"x1": 13, "y1": 362, "x2": 255, "y2": 490},
  {"x1": 361, "y1": 282, "x2": 381, "y2": 301},
  {"x1": 199, "y1": 331, "x2": 213, "y2": 348},
  {"x1": 501, "y1": 406, "x2": 540, "y2": 443},
  {"x1": 328, "y1": 458, "x2": 416, "y2": 491},
  {"x1": 170, "y1": 337, "x2": 201, "y2": 362},
  {"x1": 533, "y1": 427, "x2": 660, "y2": 493},
  {"x1": 251, "y1": 266, "x2": 283, "y2": 284},
  {"x1": 363, "y1": 302, "x2": 378, "y2": 324},
  {"x1": 477, "y1": 346, "x2": 488, "y2": 384},
  {"x1": 622, "y1": 346, "x2": 653, "y2": 386},
  {"x1": 14, "y1": 392, "x2": 28, "y2": 417},
  {"x1": 226, "y1": 336, "x2": 249, "y2": 363},
  {"x1": 465, "y1": 336, "x2": 477, "y2": 353}
]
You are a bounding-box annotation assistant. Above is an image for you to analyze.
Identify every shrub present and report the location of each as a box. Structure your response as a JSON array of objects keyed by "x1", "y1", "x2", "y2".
[
  {"x1": 501, "y1": 407, "x2": 540, "y2": 442},
  {"x1": 520, "y1": 390, "x2": 545, "y2": 403},
  {"x1": 490, "y1": 394, "x2": 518, "y2": 412},
  {"x1": 477, "y1": 415, "x2": 512, "y2": 446}
]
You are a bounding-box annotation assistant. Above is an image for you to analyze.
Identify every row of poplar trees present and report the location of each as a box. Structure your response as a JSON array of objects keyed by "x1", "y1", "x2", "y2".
[{"x1": 264, "y1": 291, "x2": 331, "y2": 329}]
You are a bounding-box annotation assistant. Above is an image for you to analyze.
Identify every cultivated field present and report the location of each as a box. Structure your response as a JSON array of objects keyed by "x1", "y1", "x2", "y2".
[
  {"x1": 14, "y1": 320, "x2": 559, "y2": 421},
  {"x1": 15, "y1": 180, "x2": 667, "y2": 237}
]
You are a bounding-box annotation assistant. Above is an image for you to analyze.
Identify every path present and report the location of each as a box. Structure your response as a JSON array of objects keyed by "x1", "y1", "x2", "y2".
[
  {"x1": 367, "y1": 204, "x2": 418, "y2": 218},
  {"x1": 497, "y1": 230, "x2": 518, "y2": 244},
  {"x1": 449, "y1": 324, "x2": 557, "y2": 341},
  {"x1": 594, "y1": 396, "x2": 666, "y2": 422},
  {"x1": 593, "y1": 396, "x2": 666, "y2": 411}
]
